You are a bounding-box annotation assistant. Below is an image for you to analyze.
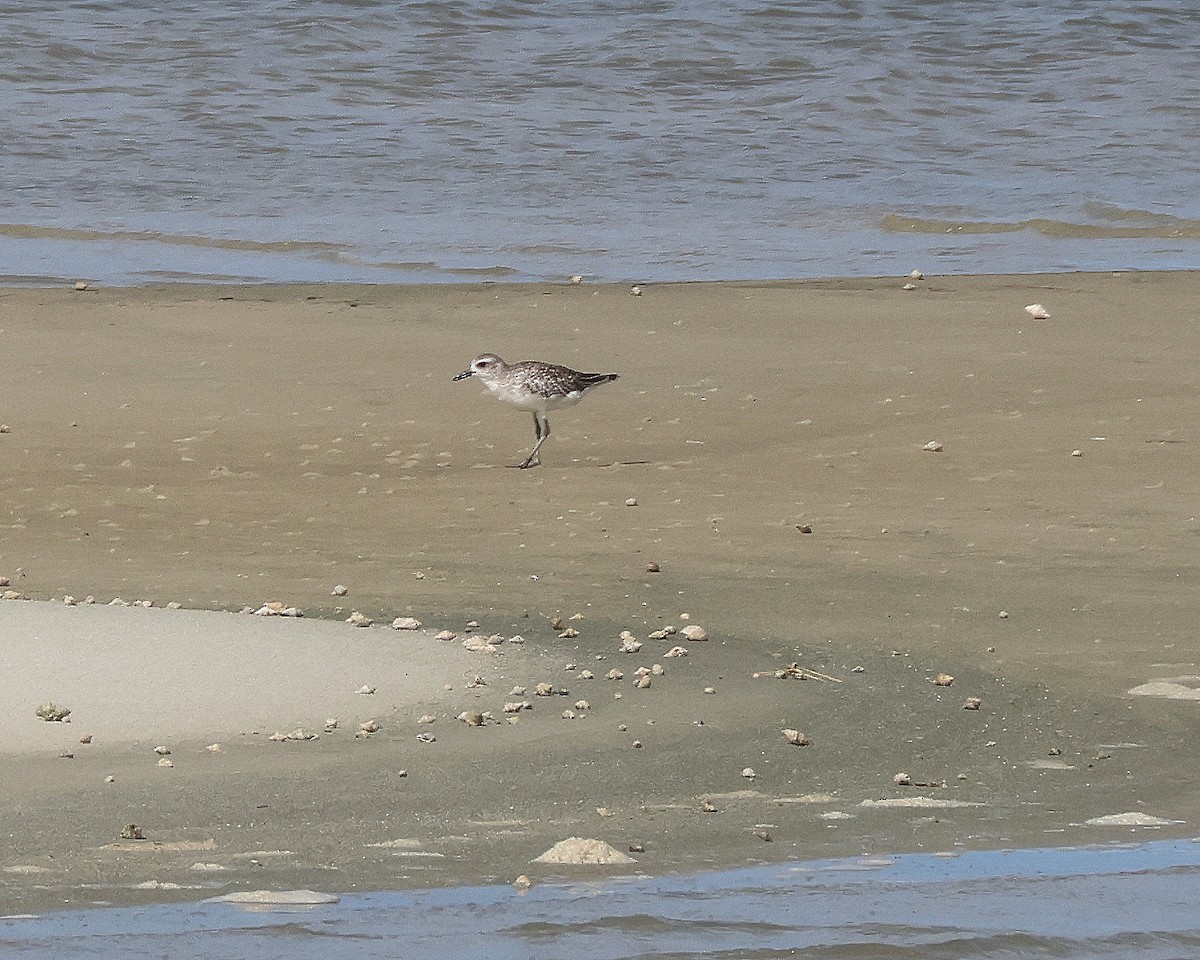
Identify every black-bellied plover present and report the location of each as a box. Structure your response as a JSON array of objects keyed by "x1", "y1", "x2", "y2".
[{"x1": 453, "y1": 354, "x2": 619, "y2": 468}]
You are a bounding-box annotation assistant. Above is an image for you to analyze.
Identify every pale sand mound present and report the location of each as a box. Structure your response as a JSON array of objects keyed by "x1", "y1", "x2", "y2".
[
  {"x1": 1127, "y1": 678, "x2": 1200, "y2": 701},
  {"x1": 532, "y1": 838, "x2": 636, "y2": 865},
  {"x1": 1085, "y1": 813, "x2": 1182, "y2": 827},
  {"x1": 210, "y1": 889, "x2": 340, "y2": 905}
]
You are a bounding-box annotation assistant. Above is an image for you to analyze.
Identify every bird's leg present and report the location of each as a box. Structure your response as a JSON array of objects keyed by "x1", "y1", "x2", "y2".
[{"x1": 519, "y1": 413, "x2": 549, "y2": 468}]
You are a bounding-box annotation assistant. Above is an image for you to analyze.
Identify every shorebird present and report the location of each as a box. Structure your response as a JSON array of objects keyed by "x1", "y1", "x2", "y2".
[{"x1": 453, "y1": 354, "x2": 620, "y2": 468}]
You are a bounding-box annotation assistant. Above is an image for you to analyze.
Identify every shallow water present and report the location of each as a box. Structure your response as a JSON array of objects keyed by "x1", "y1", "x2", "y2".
[
  {"x1": 4, "y1": 840, "x2": 1200, "y2": 959},
  {"x1": 0, "y1": 0, "x2": 1197, "y2": 284}
]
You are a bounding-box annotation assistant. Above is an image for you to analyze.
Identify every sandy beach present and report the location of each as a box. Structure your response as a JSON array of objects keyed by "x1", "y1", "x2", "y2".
[{"x1": 3, "y1": 272, "x2": 1200, "y2": 913}]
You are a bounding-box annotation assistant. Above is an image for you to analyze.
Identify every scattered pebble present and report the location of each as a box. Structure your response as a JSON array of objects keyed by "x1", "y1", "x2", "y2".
[
  {"x1": 909, "y1": 269, "x2": 925, "y2": 280},
  {"x1": 332, "y1": 584, "x2": 348, "y2": 596},
  {"x1": 121, "y1": 824, "x2": 145, "y2": 840},
  {"x1": 434, "y1": 630, "x2": 457, "y2": 641},
  {"x1": 700, "y1": 800, "x2": 718, "y2": 813},
  {"x1": 558, "y1": 627, "x2": 580, "y2": 639},
  {"x1": 625, "y1": 497, "x2": 638, "y2": 507},
  {"x1": 963, "y1": 697, "x2": 983, "y2": 710},
  {"x1": 346, "y1": 611, "x2": 372, "y2": 627},
  {"x1": 630, "y1": 285, "x2": 642, "y2": 296},
  {"x1": 605, "y1": 668, "x2": 624, "y2": 681},
  {"x1": 783, "y1": 728, "x2": 810, "y2": 746},
  {"x1": 1025, "y1": 303, "x2": 1050, "y2": 319},
  {"x1": 392, "y1": 616, "x2": 422, "y2": 630},
  {"x1": 357, "y1": 685, "x2": 376, "y2": 695},
  {"x1": 902, "y1": 283, "x2": 917, "y2": 290},
  {"x1": 681, "y1": 625, "x2": 708, "y2": 641},
  {"x1": 153, "y1": 745, "x2": 171, "y2": 756},
  {"x1": 514, "y1": 874, "x2": 533, "y2": 890},
  {"x1": 934, "y1": 673, "x2": 954, "y2": 686},
  {"x1": 645, "y1": 562, "x2": 660, "y2": 573},
  {"x1": 894, "y1": 772, "x2": 912, "y2": 785},
  {"x1": 157, "y1": 758, "x2": 174, "y2": 768},
  {"x1": 1071, "y1": 449, "x2": 1083, "y2": 457},
  {"x1": 796, "y1": 524, "x2": 813, "y2": 534},
  {"x1": 206, "y1": 743, "x2": 223, "y2": 753},
  {"x1": 634, "y1": 676, "x2": 652, "y2": 689},
  {"x1": 359, "y1": 720, "x2": 381, "y2": 734},
  {"x1": 741, "y1": 767, "x2": 756, "y2": 779},
  {"x1": 663, "y1": 645, "x2": 688, "y2": 658},
  {"x1": 703, "y1": 686, "x2": 716, "y2": 694},
  {"x1": 922, "y1": 440, "x2": 944, "y2": 452}
]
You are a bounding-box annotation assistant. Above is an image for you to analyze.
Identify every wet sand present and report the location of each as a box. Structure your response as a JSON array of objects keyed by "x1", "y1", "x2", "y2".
[{"x1": 3, "y1": 272, "x2": 1200, "y2": 912}]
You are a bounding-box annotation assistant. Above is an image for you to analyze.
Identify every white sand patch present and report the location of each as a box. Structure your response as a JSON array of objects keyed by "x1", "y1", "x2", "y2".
[
  {"x1": 1127, "y1": 677, "x2": 1200, "y2": 700},
  {"x1": 210, "y1": 889, "x2": 339, "y2": 905},
  {"x1": 859, "y1": 798, "x2": 984, "y2": 809},
  {"x1": 1085, "y1": 812, "x2": 1183, "y2": 827}
]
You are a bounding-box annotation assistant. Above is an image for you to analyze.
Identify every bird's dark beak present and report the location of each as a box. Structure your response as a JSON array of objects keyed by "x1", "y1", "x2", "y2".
[{"x1": 452, "y1": 369, "x2": 474, "y2": 381}]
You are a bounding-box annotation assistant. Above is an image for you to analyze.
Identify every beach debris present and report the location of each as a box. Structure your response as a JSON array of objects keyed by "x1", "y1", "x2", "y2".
[
  {"x1": 532, "y1": 837, "x2": 636, "y2": 865},
  {"x1": 514, "y1": 874, "x2": 533, "y2": 891},
  {"x1": 605, "y1": 668, "x2": 624, "y2": 681},
  {"x1": 346, "y1": 611, "x2": 372, "y2": 627},
  {"x1": 574, "y1": 699, "x2": 590, "y2": 711},
  {"x1": 157, "y1": 758, "x2": 174, "y2": 767},
  {"x1": 630, "y1": 285, "x2": 642, "y2": 296},
  {"x1": 59, "y1": 750, "x2": 75, "y2": 759},
  {"x1": 357, "y1": 685, "x2": 376, "y2": 695},
  {"x1": 634, "y1": 676, "x2": 652, "y2": 689},
  {"x1": 754, "y1": 830, "x2": 773, "y2": 842},
  {"x1": 649, "y1": 626, "x2": 676, "y2": 640},
  {"x1": 561, "y1": 709, "x2": 577, "y2": 720},
  {"x1": 324, "y1": 719, "x2": 339, "y2": 732},
  {"x1": 909, "y1": 269, "x2": 925, "y2": 280},
  {"x1": 392, "y1": 616, "x2": 422, "y2": 630},
  {"x1": 35, "y1": 702, "x2": 72, "y2": 722},
  {"x1": 332, "y1": 584, "x2": 348, "y2": 596},
  {"x1": 416, "y1": 733, "x2": 436, "y2": 743},
  {"x1": 783, "y1": 728, "x2": 811, "y2": 747},
  {"x1": 417, "y1": 714, "x2": 436, "y2": 725},
  {"x1": 596, "y1": 807, "x2": 614, "y2": 818},
  {"x1": 922, "y1": 440, "x2": 944, "y2": 452},
  {"x1": 458, "y1": 711, "x2": 486, "y2": 727},
  {"x1": 253, "y1": 601, "x2": 302, "y2": 617},
  {"x1": 551, "y1": 616, "x2": 565, "y2": 630},
  {"x1": 645, "y1": 561, "x2": 660, "y2": 573},
  {"x1": 892, "y1": 773, "x2": 944, "y2": 788},
  {"x1": 704, "y1": 686, "x2": 716, "y2": 694},
  {"x1": 632, "y1": 740, "x2": 643, "y2": 749},
  {"x1": 933, "y1": 673, "x2": 955, "y2": 686},
  {"x1": 558, "y1": 627, "x2": 580, "y2": 639},
  {"x1": 206, "y1": 743, "x2": 223, "y2": 753},
  {"x1": 1025, "y1": 303, "x2": 1050, "y2": 320},
  {"x1": 434, "y1": 630, "x2": 457, "y2": 641},
  {"x1": 569, "y1": 275, "x2": 584, "y2": 284},
  {"x1": 462, "y1": 634, "x2": 504, "y2": 652},
  {"x1": 664, "y1": 645, "x2": 688, "y2": 658},
  {"x1": 0, "y1": 576, "x2": 8, "y2": 586},
  {"x1": 963, "y1": 697, "x2": 983, "y2": 710},
  {"x1": 105, "y1": 775, "x2": 116, "y2": 783},
  {"x1": 577, "y1": 669, "x2": 595, "y2": 680},
  {"x1": 269, "y1": 728, "x2": 318, "y2": 742},
  {"x1": 507, "y1": 634, "x2": 525, "y2": 644},
  {"x1": 503, "y1": 700, "x2": 532, "y2": 713},
  {"x1": 755, "y1": 663, "x2": 841, "y2": 683},
  {"x1": 79, "y1": 734, "x2": 93, "y2": 744},
  {"x1": 700, "y1": 800, "x2": 718, "y2": 813},
  {"x1": 153, "y1": 745, "x2": 172, "y2": 756},
  {"x1": 120, "y1": 824, "x2": 145, "y2": 840},
  {"x1": 0, "y1": 425, "x2": 10, "y2": 435},
  {"x1": 681, "y1": 625, "x2": 707, "y2": 641},
  {"x1": 796, "y1": 523, "x2": 813, "y2": 533},
  {"x1": 74, "y1": 280, "x2": 90, "y2": 291},
  {"x1": 741, "y1": 767, "x2": 756, "y2": 780},
  {"x1": 625, "y1": 497, "x2": 638, "y2": 506},
  {"x1": 535, "y1": 682, "x2": 559, "y2": 697},
  {"x1": 902, "y1": 283, "x2": 917, "y2": 290},
  {"x1": 358, "y1": 720, "x2": 381, "y2": 735},
  {"x1": 2, "y1": 590, "x2": 23, "y2": 600}
]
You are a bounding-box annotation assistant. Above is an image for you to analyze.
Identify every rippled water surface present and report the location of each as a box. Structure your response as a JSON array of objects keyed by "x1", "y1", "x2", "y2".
[
  {"x1": 0, "y1": 0, "x2": 1196, "y2": 284},
  {"x1": 4, "y1": 841, "x2": 1200, "y2": 959}
]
